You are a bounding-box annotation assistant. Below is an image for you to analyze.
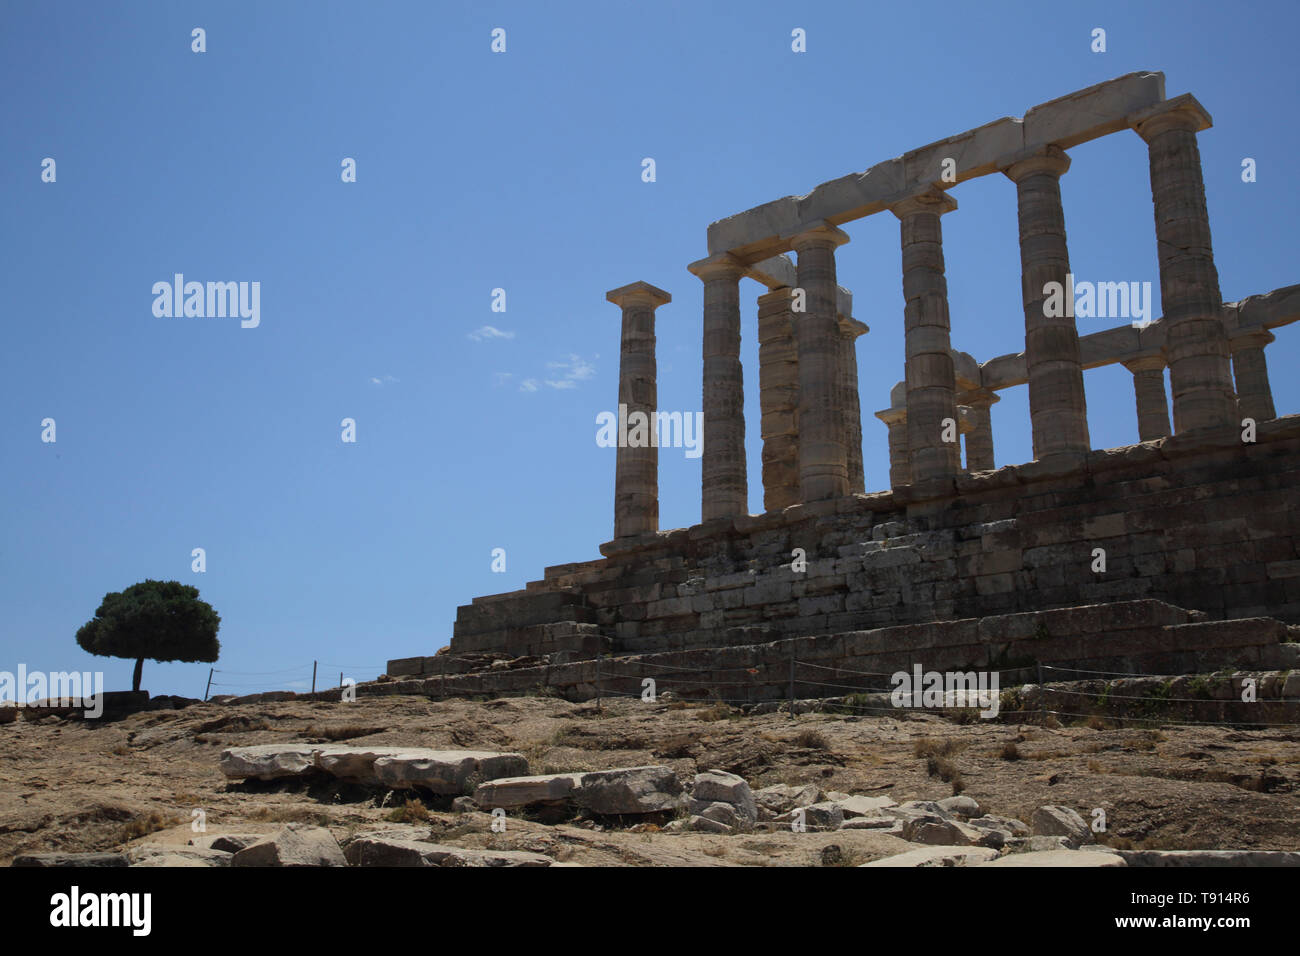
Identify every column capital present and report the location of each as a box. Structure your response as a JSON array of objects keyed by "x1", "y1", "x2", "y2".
[
  {"x1": 786, "y1": 221, "x2": 851, "y2": 251},
  {"x1": 837, "y1": 315, "x2": 869, "y2": 339},
  {"x1": 686, "y1": 252, "x2": 746, "y2": 283},
  {"x1": 1131, "y1": 94, "x2": 1213, "y2": 144},
  {"x1": 606, "y1": 281, "x2": 671, "y2": 310},
  {"x1": 875, "y1": 406, "x2": 907, "y2": 426},
  {"x1": 1229, "y1": 328, "x2": 1275, "y2": 351},
  {"x1": 956, "y1": 387, "x2": 1000, "y2": 409},
  {"x1": 889, "y1": 187, "x2": 957, "y2": 220},
  {"x1": 1002, "y1": 144, "x2": 1071, "y2": 183},
  {"x1": 1121, "y1": 354, "x2": 1167, "y2": 374}
]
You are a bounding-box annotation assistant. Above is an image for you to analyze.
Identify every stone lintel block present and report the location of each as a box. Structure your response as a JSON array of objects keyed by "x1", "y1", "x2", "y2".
[
  {"x1": 903, "y1": 117, "x2": 1025, "y2": 188},
  {"x1": 705, "y1": 73, "x2": 1165, "y2": 258},
  {"x1": 1233, "y1": 283, "x2": 1300, "y2": 332},
  {"x1": 979, "y1": 352, "x2": 1028, "y2": 391},
  {"x1": 1024, "y1": 71, "x2": 1167, "y2": 148},
  {"x1": 1079, "y1": 325, "x2": 1144, "y2": 368}
]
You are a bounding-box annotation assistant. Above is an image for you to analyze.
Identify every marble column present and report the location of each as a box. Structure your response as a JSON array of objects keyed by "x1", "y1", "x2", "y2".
[
  {"x1": 1122, "y1": 355, "x2": 1172, "y2": 442},
  {"x1": 1134, "y1": 99, "x2": 1238, "y2": 433},
  {"x1": 606, "y1": 281, "x2": 671, "y2": 538},
  {"x1": 890, "y1": 190, "x2": 960, "y2": 484},
  {"x1": 790, "y1": 224, "x2": 851, "y2": 501},
  {"x1": 839, "y1": 316, "x2": 869, "y2": 494},
  {"x1": 688, "y1": 254, "x2": 748, "y2": 521},
  {"x1": 757, "y1": 287, "x2": 800, "y2": 512},
  {"x1": 1003, "y1": 145, "x2": 1091, "y2": 461},
  {"x1": 875, "y1": 406, "x2": 910, "y2": 488},
  {"x1": 1229, "y1": 329, "x2": 1277, "y2": 423},
  {"x1": 961, "y1": 389, "x2": 998, "y2": 472}
]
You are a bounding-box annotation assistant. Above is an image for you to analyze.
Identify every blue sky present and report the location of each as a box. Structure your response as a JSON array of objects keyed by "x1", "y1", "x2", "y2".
[{"x1": 2, "y1": 1, "x2": 1297, "y2": 699}]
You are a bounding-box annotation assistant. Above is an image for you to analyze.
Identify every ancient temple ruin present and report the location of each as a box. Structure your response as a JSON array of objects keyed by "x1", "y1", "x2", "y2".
[{"x1": 385, "y1": 72, "x2": 1300, "y2": 702}]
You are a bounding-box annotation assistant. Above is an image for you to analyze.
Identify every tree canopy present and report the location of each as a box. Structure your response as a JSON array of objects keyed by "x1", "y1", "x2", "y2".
[{"x1": 76, "y1": 579, "x2": 220, "y2": 692}]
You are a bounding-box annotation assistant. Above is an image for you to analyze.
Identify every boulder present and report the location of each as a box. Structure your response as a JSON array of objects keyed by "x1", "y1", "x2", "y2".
[
  {"x1": 754, "y1": 783, "x2": 823, "y2": 814},
  {"x1": 1031, "y1": 805, "x2": 1093, "y2": 847},
  {"x1": 688, "y1": 815, "x2": 734, "y2": 835},
  {"x1": 219, "y1": 744, "x2": 320, "y2": 781},
  {"x1": 201, "y1": 833, "x2": 265, "y2": 853},
  {"x1": 572, "y1": 766, "x2": 683, "y2": 815},
  {"x1": 231, "y1": 824, "x2": 346, "y2": 867},
  {"x1": 902, "y1": 816, "x2": 989, "y2": 847},
  {"x1": 694, "y1": 802, "x2": 742, "y2": 828},
  {"x1": 776, "y1": 802, "x2": 844, "y2": 831},
  {"x1": 967, "y1": 815, "x2": 1030, "y2": 838},
  {"x1": 937, "y1": 795, "x2": 982, "y2": 818},
  {"x1": 692, "y1": 770, "x2": 756, "y2": 824}
]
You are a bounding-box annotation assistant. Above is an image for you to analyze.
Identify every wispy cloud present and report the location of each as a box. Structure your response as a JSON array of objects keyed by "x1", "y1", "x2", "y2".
[
  {"x1": 468, "y1": 325, "x2": 515, "y2": 342},
  {"x1": 519, "y1": 378, "x2": 539, "y2": 392},
  {"x1": 543, "y1": 353, "x2": 595, "y2": 389},
  {"x1": 368, "y1": 375, "x2": 399, "y2": 386},
  {"x1": 492, "y1": 372, "x2": 514, "y2": 387}
]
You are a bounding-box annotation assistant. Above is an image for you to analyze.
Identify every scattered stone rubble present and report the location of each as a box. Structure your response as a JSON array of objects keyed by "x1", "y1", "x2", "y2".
[{"x1": 9, "y1": 745, "x2": 1255, "y2": 867}]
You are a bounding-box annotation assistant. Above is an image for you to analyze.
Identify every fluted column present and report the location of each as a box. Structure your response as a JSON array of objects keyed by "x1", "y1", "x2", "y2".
[
  {"x1": 839, "y1": 316, "x2": 869, "y2": 493},
  {"x1": 758, "y1": 288, "x2": 800, "y2": 512},
  {"x1": 961, "y1": 389, "x2": 998, "y2": 472},
  {"x1": 1229, "y1": 329, "x2": 1276, "y2": 423},
  {"x1": 875, "y1": 406, "x2": 910, "y2": 488},
  {"x1": 890, "y1": 190, "x2": 960, "y2": 484},
  {"x1": 790, "y1": 224, "x2": 851, "y2": 501},
  {"x1": 1122, "y1": 355, "x2": 1172, "y2": 442},
  {"x1": 1003, "y1": 146, "x2": 1090, "y2": 461},
  {"x1": 1134, "y1": 100, "x2": 1238, "y2": 433},
  {"x1": 606, "y1": 281, "x2": 671, "y2": 538},
  {"x1": 688, "y1": 254, "x2": 748, "y2": 521}
]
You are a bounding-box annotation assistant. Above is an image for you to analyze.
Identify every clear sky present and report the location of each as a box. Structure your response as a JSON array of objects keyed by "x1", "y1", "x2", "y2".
[{"x1": 3, "y1": 0, "x2": 1297, "y2": 699}]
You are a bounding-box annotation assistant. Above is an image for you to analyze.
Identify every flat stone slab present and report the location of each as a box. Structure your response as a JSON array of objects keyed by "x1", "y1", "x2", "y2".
[
  {"x1": 345, "y1": 836, "x2": 551, "y2": 867},
  {"x1": 219, "y1": 745, "x2": 527, "y2": 790},
  {"x1": 978, "y1": 849, "x2": 1126, "y2": 867},
  {"x1": 219, "y1": 744, "x2": 319, "y2": 780},
  {"x1": 860, "y1": 845, "x2": 999, "y2": 867},
  {"x1": 475, "y1": 765, "x2": 683, "y2": 815},
  {"x1": 373, "y1": 750, "x2": 528, "y2": 794}
]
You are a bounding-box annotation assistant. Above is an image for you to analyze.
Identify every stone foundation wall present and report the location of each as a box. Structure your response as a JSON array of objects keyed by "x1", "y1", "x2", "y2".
[
  {"x1": 441, "y1": 418, "x2": 1300, "y2": 664},
  {"x1": 382, "y1": 600, "x2": 1299, "y2": 704}
]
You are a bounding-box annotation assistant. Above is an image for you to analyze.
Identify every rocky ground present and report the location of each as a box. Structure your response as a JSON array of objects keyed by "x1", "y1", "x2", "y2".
[{"x1": 2, "y1": 693, "x2": 1298, "y2": 866}]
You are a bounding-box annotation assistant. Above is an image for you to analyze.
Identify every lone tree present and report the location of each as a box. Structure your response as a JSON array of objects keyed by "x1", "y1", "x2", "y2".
[{"x1": 76, "y1": 580, "x2": 221, "y2": 693}]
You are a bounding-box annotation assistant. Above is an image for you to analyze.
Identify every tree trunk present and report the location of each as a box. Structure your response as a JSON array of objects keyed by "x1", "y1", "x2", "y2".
[{"x1": 132, "y1": 657, "x2": 144, "y2": 693}]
